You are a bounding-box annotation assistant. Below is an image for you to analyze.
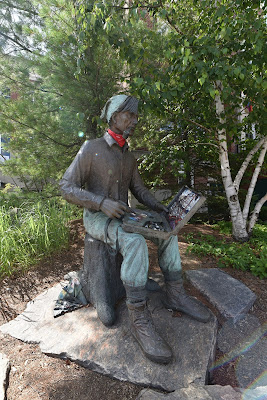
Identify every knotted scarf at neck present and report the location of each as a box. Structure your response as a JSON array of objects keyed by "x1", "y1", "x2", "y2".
[{"x1": 108, "y1": 129, "x2": 126, "y2": 148}]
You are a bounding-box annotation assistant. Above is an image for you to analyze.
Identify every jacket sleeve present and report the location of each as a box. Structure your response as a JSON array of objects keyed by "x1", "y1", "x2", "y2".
[
  {"x1": 59, "y1": 141, "x2": 105, "y2": 210},
  {"x1": 129, "y1": 160, "x2": 162, "y2": 210}
]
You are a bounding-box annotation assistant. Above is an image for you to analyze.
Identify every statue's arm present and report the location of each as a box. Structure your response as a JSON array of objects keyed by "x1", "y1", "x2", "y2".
[
  {"x1": 129, "y1": 161, "x2": 168, "y2": 212},
  {"x1": 59, "y1": 142, "x2": 105, "y2": 211}
]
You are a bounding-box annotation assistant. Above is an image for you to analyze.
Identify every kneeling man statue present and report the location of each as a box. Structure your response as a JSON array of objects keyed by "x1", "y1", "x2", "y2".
[{"x1": 60, "y1": 95, "x2": 210, "y2": 364}]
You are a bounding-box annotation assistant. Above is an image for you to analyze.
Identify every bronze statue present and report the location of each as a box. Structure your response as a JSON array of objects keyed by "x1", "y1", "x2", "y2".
[{"x1": 60, "y1": 95, "x2": 210, "y2": 364}]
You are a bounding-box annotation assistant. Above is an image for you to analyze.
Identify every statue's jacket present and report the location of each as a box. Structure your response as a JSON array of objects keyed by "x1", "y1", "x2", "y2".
[{"x1": 60, "y1": 132, "x2": 160, "y2": 212}]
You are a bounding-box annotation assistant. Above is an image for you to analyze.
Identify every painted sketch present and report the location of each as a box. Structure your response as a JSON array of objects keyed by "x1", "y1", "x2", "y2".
[{"x1": 167, "y1": 187, "x2": 200, "y2": 230}]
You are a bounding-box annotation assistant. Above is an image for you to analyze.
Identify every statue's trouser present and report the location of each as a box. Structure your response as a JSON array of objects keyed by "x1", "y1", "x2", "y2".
[{"x1": 83, "y1": 209, "x2": 182, "y2": 287}]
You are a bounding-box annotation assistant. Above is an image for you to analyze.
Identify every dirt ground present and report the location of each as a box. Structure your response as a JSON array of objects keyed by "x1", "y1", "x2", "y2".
[{"x1": 0, "y1": 220, "x2": 266, "y2": 400}]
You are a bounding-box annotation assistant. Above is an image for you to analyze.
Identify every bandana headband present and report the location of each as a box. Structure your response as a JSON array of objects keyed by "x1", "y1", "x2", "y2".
[{"x1": 101, "y1": 95, "x2": 139, "y2": 123}]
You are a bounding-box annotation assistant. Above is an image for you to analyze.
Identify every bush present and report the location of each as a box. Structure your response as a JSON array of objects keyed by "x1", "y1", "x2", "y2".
[
  {"x1": 186, "y1": 223, "x2": 267, "y2": 279},
  {"x1": 0, "y1": 195, "x2": 80, "y2": 279}
]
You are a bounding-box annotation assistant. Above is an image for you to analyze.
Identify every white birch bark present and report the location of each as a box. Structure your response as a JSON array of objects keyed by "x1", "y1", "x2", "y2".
[
  {"x1": 233, "y1": 137, "x2": 266, "y2": 192},
  {"x1": 248, "y1": 193, "x2": 267, "y2": 233},
  {"x1": 237, "y1": 92, "x2": 247, "y2": 145},
  {"x1": 243, "y1": 137, "x2": 267, "y2": 223},
  {"x1": 215, "y1": 82, "x2": 248, "y2": 241}
]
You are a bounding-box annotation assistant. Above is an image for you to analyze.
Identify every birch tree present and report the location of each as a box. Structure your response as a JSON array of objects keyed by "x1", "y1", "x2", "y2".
[{"x1": 215, "y1": 82, "x2": 267, "y2": 240}]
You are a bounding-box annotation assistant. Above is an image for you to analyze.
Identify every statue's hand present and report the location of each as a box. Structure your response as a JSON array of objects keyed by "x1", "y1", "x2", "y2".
[
  {"x1": 155, "y1": 203, "x2": 169, "y2": 213},
  {"x1": 100, "y1": 198, "x2": 127, "y2": 219}
]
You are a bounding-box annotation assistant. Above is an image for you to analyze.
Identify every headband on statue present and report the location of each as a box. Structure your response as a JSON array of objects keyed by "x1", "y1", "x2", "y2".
[{"x1": 100, "y1": 95, "x2": 139, "y2": 123}]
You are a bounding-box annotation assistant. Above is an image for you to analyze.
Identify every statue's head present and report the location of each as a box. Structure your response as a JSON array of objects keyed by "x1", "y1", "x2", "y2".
[{"x1": 101, "y1": 95, "x2": 139, "y2": 138}]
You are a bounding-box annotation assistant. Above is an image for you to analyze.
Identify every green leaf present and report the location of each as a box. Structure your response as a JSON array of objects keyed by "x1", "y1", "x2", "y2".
[
  {"x1": 220, "y1": 28, "x2": 226, "y2": 38},
  {"x1": 209, "y1": 88, "x2": 216, "y2": 98},
  {"x1": 254, "y1": 20, "x2": 261, "y2": 30},
  {"x1": 165, "y1": 50, "x2": 172, "y2": 59},
  {"x1": 198, "y1": 77, "x2": 206, "y2": 86},
  {"x1": 76, "y1": 112, "x2": 85, "y2": 121},
  {"x1": 183, "y1": 56, "x2": 188, "y2": 66},
  {"x1": 134, "y1": 77, "x2": 144, "y2": 87},
  {"x1": 234, "y1": 67, "x2": 241, "y2": 76},
  {"x1": 159, "y1": 9, "x2": 167, "y2": 18}
]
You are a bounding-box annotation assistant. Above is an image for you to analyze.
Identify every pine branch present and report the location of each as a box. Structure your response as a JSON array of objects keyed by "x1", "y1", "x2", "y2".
[
  {"x1": 0, "y1": 70, "x2": 63, "y2": 97},
  {"x1": 1, "y1": 112, "x2": 79, "y2": 148},
  {"x1": 0, "y1": 31, "x2": 34, "y2": 53},
  {"x1": 0, "y1": 1, "x2": 38, "y2": 15}
]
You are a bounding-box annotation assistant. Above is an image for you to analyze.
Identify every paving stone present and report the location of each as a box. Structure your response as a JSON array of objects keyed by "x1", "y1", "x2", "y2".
[
  {"x1": 136, "y1": 384, "x2": 242, "y2": 399},
  {"x1": 185, "y1": 269, "x2": 257, "y2": 321},
  {"x1": 217, "y1": 314, "x2": 262, "y2": 354},
  {"x1": 211, "y1": 315, "x2": 267, "y2": 390},
  {"x1": 241, "y1": 386, "x2": 267, "y2": 400},
  {"x1": 0, "y1": 284, "x2": 217, "y2": 392},
  {"x1": 0, "y1": 353, "x2": 10, "y2": 400},
  {"x1": 235, "y1": 333, "x2": 267, "y2": 390}
]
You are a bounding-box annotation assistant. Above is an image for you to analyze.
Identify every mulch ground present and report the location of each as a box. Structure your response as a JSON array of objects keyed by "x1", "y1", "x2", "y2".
[{"x1": 0, "y1": 219, "x2": 266, "y2": 400}]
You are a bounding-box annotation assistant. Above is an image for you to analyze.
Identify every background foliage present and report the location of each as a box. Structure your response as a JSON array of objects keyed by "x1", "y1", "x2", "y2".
[
  {"x1": 186, "y1": 222, "x2": 267, "y2": 279},
  {"x1": 0, "y1": 0, "x2": 266, "y2": 274},
  {"x1": 0, "y1": 0, "x2": 123, "y2": 189}
]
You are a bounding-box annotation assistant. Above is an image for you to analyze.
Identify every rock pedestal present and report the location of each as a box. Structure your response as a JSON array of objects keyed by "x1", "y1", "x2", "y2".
[{"x1": 0, "y1": 286, "x2": 217, "y2": 392}]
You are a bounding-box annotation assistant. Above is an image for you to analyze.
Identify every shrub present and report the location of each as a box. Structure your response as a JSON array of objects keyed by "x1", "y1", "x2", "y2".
[
  {"x1": 0, "y1": 196, "x2": 80, "y2": 278},
  {"x1": 186, "y1": 223, "x2": 267, "y2": 279}
]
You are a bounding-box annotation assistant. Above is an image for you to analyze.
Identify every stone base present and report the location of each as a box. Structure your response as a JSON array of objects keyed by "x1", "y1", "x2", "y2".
[{"x1": 0, "y1": 285, "x2": 217, "y2": 392}]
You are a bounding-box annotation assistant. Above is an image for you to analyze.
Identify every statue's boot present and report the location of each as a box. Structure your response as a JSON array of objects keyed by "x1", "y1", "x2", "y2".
[
  {"x1": 125, "y1": 285, "x2": 172, "y2": 364},
  {"x1": 163, "y1": 280, "x2": 211, "y2": 323}
]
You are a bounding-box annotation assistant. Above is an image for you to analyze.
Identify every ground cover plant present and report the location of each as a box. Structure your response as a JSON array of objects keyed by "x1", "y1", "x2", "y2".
[
  {"x1": 0, "y1": 192, "x2": 79, "y2": 278},
  {"x1": 185, "y1": 222, "x2": 267, "y2": 279}
]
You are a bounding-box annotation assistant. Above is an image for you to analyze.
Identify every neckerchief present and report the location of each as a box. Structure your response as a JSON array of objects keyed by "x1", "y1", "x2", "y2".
[{"x1": 107, "y1": 129, "x2": 126, "y2": 148}]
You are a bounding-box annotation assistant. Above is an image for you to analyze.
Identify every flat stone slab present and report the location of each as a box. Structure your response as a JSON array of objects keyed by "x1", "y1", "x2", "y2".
[
  {"x1": 185, "y1": 269, "x2": 257, "y2": 321},
  {"x1": 214, "y1": 315, "x2": 267, "y2": 390},
  {"x1": 241, "y1": 386, "x2": 267, "y2": 400},
  {"x1": 137, "y1": 385, "x2": 267, "y2": 400},
  {"x1": 136, "y1": 384, "x2": 242, "y2": 399},
  {"x1": 0, "y1": 353, "x2": 10, "y2": 400},
  {"x1": 0, "y1": 284, "x2": 217, "y2": 392}
]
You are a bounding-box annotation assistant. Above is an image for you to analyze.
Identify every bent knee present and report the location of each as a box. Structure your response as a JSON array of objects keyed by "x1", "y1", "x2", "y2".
[{"x1": 122, "y1": 232, "x2": 147, "y2": 251}]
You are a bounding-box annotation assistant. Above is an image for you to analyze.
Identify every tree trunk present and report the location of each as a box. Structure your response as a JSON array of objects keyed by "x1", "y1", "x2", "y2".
[
  {"x1": 248, "y1": 193, "x2": 267, "y2": 233},
  {"x1": 215, "y1": 84, "x2": 249, "y2": 241},
  {"x1": 242, "y1": 137, "x2": 267, "y2": 223}
]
